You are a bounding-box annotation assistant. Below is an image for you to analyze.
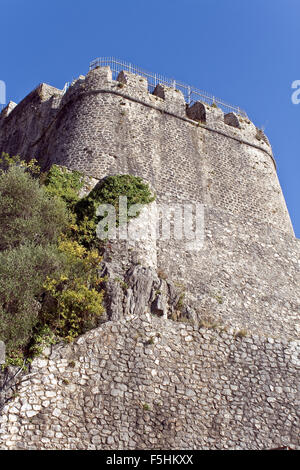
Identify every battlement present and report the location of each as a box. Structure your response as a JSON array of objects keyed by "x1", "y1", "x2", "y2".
[
  {"x1": 60, "y1": 65, "x2": 273, "y2": 160},
  {"x1": 89, "y1": 57, "x2": 249, "y2": 115},
  {"x1": 0, "y1": 64, "x2": 273, "y2": 163},
  {"x1": 0, "y1": 63, "x2": 294, "y2": 238}
]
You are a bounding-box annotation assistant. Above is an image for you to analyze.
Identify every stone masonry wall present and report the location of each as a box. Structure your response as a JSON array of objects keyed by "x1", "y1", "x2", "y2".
[
  {"x1": 156, "y1": 205, "x2": 300, "y2": 340},
  {"x1": 0, "y1": 313, "x2": 299, "y2": 450},
  {"x1": 42, "y1": 67, "x2": 294, "y2": 235},
  {"x1": 0, "y1": 65, "x2": 299, "y2": 450},
  {"x1": 0, "y1": 84, "x2": 63, "y2": 159},
  {"x1": 0, "y1": 66, "x2": 298, "y2": 338},
  {"x1": 0, "y1": 66, "x2": 294, "y2": 236}
]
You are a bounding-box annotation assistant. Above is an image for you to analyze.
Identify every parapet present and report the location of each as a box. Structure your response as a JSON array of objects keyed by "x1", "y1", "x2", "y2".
[
  {"x1": 117, "y1": 70, "x2": 148, "y2": 95},
  {"x1": 35, "y1": 83, "x2": 63, "y2": 102},
  {"x1": 0, "y1": 62, "x2": 281, "y2": 204},
  {"x1": 224, "y1": 112, "x2": 241, "y2": 128},
  {"x1": 85, "y1": 66, "x2": 112, "y2": 90},
  {"x1": 40, "y1": 65, "x2": 268, "y2": 158},
  {"x1": 0, "y1": 60, "x2": 274, "y2": 164},
  {"x1": 81, "y1": 66, "x2": 273, "y2": 157},
  {"x1": 152, "y1": 83, "x2": 186, "y2": 116},
  {"x1": 186, "y1": 101, "x2": 206, "y2": 122}
]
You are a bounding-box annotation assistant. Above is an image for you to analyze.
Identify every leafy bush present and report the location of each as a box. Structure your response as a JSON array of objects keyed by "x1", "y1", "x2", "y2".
[
  {"x1": 0, "y1": 152, "x2": 40, "y2": 176},
  {"x1": 43, "y1": 164, "x2": 84, "y2": 210},
  {"x1": 41, "y1": 240, "x2": 104, "y2": 341},
  {"x1": 0, "y1": 163, "x2": 154, "y2": 363},
  {"x1": 0, "y1": 243, "x2": 65, "y2": 355},
  {"x1": 0, "y1": 165, "x2": 69, "y2": 251},
  {"x1": 74, "y1": 174, "x2": 155, "y2": 246},
  {"x1": 77, "y1": 174, "x2": 155, "y2": 220},
  {"x1": 0, "y1": 160, "x2": 104, "y2": 361}
]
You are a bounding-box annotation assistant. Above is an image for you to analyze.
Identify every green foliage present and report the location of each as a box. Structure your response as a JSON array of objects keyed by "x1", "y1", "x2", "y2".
[
  {"x1": 215, "y1": 295, "x2": 223, "y2": 304},
  {"x1": 70, "y1": 174, "x2": 155, "y2": 248},
  {"x1": 0, "y1": 165, "x2": 69, "y2": 251},
  {"x1": 41, "y1": 239, "x2": 104, "y2": 341},
  {"x1": 0, "y1": 163, "x2": 154, "y2": 363},
  {"x1": 43, "y1": 164, "x2": 84, "y2": 210},
  {"x1": 75, "y1": 174, "x2": 155, "y2": 227},
  {"x1": 69, "y1": 215, "x2": 99, "y2": 250},
  {"x1": 3, "y1": 350, "x2": 27, "y2": 368},
  {"x1": 0, "y1": 160, "x2": 105, "y2": 363},
  {"x1": 28, "y1": 324, "x2": 57, "y2": 357},
  {"x1": 0, "y1": 152, "x2": 40, "y2": 176},
  {"x1": 176, "y1": 292, "x2": 185, "y2": 311},
  {"x1": 0, "y1": 243, "x2": 65, "y2": 355}
]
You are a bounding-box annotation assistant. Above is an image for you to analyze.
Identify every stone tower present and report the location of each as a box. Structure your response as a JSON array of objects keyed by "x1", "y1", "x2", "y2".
[
  {"x1": 0, "y1": 60, "x2": 299, "y2": 450},
  {"x1": 0, "y1": 63, "x2": 298, "y2": 338}
]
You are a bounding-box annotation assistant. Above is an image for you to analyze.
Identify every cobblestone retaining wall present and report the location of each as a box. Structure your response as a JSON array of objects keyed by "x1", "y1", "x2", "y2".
[{"x1": 0, "y1": 314, "x2": 299, "y2": 450}]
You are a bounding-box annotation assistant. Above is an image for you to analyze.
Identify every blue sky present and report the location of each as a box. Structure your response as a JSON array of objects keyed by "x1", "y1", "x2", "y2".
[{"x1": 1, "y1": 0, "x2": 299, "y2": 236}]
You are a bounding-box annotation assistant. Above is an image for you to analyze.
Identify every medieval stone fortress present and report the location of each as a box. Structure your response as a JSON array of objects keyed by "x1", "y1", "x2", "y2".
[{"x1": 0, "y1": 58, "x2": 299, "y2": 449}]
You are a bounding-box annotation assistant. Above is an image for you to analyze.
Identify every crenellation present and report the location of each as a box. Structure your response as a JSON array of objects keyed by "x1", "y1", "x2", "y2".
[
  {"x1": 152, "y1": 83, "x2": 186, "y2": 116},
  {"x1": 36, "y1": 83, "x2": 63, "y2": 102},
  {"x1": 224, "y1": 112, "x2": 241, "y2": 128},
  {"x1": 186, "y1": 100, "x2": 206, "y2": 122},
  {"x1": 203, "y1": 103, "x2": 224, "y2": 127},
  {"x1": 0, "y1": 101, "x2": 17, "y2": 119},
  {"x1": 117, "y1": 70, "x2": 149, "y2": 100},
  {"x1": 0, "y1": 67, "x2": 291, "y2": 235},
  {"x1": 62, "y1": 75, "x2": 86, "y2": 101},
  {"x1": 85, "y1": 66, "x2": 112, "y2": 90}
]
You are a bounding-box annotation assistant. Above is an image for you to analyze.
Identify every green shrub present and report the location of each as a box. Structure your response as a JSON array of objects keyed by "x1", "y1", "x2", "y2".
[
  {"x1": 28, "y1": 324, "x2": 57, "y2": 357},
  {"x1": 74, "y1": 174, "x2": 155, "y2": 245},
  {"x1": 0, "y1": 161, "x2": 104, "y2": 359},
  {"x1": 91, "y1": 174, "x2": 154, "y2": 212},
  {"x1": 0, "y1": 152, "x2": 40, "y2": 176},
  {"x1": 0, "y1": 243, "x2": 65, "y2": 355},
  {"x1": 43, "y1": 164, "x2": 84, "y2": 210},
  {"x1": 0, "y1": 164, "x2": 157, "y2": 362},
  {"x1": 0, "y1": 165, "x2": 69, "y2": 251},
  {"x1": 41, "y1": 239, "x2": 105, "y2": 341}
]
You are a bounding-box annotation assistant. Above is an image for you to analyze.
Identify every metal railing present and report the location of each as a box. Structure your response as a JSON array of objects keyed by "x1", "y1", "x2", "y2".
[
  {"x1": 89, "y1": 57, "x2": 248, "y2": 118},
  {"x1": 62, "y1": 82, "x2": 70, "y2": 94}
]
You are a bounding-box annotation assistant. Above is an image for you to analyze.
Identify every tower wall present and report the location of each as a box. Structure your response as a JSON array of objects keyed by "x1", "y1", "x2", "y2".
[
  {"x1": 40, "y1": 67, "x2": 294, "y2": 236},
  {"x1": 0, "y1": 66, "x2": 299, "y2": 338}
]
